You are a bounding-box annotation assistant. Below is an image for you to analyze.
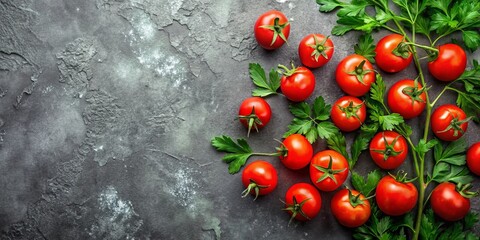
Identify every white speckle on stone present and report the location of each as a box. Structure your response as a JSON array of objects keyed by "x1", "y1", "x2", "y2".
[
  {"x1": 93, "y1": 145, "x2": 104, "y2": 152},
  {"x1": 42, "y1": 85, "x2": 54, "y2": 94},
  {"x1": 170, "y1": 168, "x2": 198, "y2": 207},
  {"x1": 170, "y1": 0, "x2": 184, "y2": 15},
  {"x1": 275, "y1": 0, "x2": 288, "y2": 3},
  {"x1": 288, "y1": 2, "x2": 296, "y2": 10}
]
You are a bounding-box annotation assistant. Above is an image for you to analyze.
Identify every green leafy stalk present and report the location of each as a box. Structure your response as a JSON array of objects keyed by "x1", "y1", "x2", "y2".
[{"x1": 249, "y1": 63, "x2": 281, "y2": 97}]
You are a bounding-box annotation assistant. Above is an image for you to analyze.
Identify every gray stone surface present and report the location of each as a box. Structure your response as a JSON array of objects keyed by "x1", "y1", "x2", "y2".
[{"x1": 0, "y1": 0, "x2": 478, "y2": 239}]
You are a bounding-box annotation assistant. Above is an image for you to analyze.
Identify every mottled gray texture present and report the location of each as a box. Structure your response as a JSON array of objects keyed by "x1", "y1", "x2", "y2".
[{"x1": 0, "y1": 0, "x2": 478, "y2": 239}]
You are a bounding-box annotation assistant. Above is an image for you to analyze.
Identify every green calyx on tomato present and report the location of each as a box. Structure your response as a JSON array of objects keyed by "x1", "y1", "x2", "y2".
[
  {"x1": 347, "y1": 189, "x2": 368, "y2": 208},
  {"x1": 389, "y1": 170, "x2": 416, "y2": 184},
  {"x1": 337, "y1": 100, "x2": 363, "y2": 122},
  {"x1": 435, "y1": 114, "x2": 471, "y2": 137},
  {"x1": 392, "y1": 42, "x2": 411, "y2": 59},
  {"x1": 371, "y1": 132, "x2": 403, "y2": 161},
  {"x1": 259, "y1": 17, "x2": 290, "y2": 46},
  {"x1": 401, "y1": 80, "x2": 427, "y2": 106},
  {"x1": 238, "y1": 107, "x2": 263, "y2": 137},
  {"x1": 277, "y1": 62, "x2": 299, "y2": 77},
  {"x1": 241, "y1": 179, "x2": 269, "y2": 201},
  {"x1": 312, "y1": 156, "x2": 347, "y2": 185},
  {"x1": 282, "y1": 196, "x2": 311, "y2": 225},
  {"x1": 307, "y1": 35, "x2": 332, "y2": 61},
  {"x1": 455, "y1": 183, "x2": 479, "y2": 199},
  {"x1": 346, "y1": 60, "x2": 373, "y2": 86}
]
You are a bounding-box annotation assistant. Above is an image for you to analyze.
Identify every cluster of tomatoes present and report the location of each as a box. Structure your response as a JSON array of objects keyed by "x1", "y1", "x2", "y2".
[{"x1": 235, "y1": 9, "x2": 480, "y2": 227}]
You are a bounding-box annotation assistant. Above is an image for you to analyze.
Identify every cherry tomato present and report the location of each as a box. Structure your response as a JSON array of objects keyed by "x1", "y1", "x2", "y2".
[
  {"x1": 375, "y1": 175, "x2": 418, "y2": 216},
  {"x1": 283, "y1": 183, "x2": 322, "y2": 222},
  {"x1": 309, "y1": 150, "x2": 349, "y2": 192},
  {"x1": 331, "y1": 96, "x2": 366, "y2": 132},
  {"x1": 241, "y1": 160, "x2": 278, "y2": 200},
  {"x1": 375, "y1": 34, "x2": 413, "y2": 73},
  {"x1": 369, "y1": 131, "x2": 408, "y2": 170},
  {"x1": 431, "y1": 104, "x2": 469, "y2": 142},
  {"x1": 467, "y1": 142, "x2": 480, "y2": 176},
  {"x1": 428, "y1": 43, "x2": 467, "y2": 82},
  {"x1": 254, "y1": 10, "x2": 290, "y2": 50},
  {"x1": 387, "y1": 79, "x2": 426, "y2": 119},
  {"x1": 279, "y1": 64, "x2": 315, "y2": 102},
  {"x1": 335, "y1": 54, "x2": 375, "y2": 97},
  {"x1": 298, "y1": 34, "x2": 334, "y2": 68},
  {"x1": 430, "y1": 182, "x2": 471, "y2": 221},
  {"x1": 279, "y1": 134, "x2": 313, "y2": 170},
  {"x1": 238, "y1": 97, "x2": 272, "y2": 136},
  {"x1": 331, "y1": 189, "x2": 371, "y2": 228}
]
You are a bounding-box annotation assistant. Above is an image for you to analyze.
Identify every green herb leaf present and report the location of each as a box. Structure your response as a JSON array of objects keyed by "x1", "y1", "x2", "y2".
[
  {"x1": 462, "y1": 30, "x2": 480, "y2": 52},
  {"x1": 316, "y1": 0, "x2": 343, "y2": 12},
  {"x1": 284, "y1": 96, "x2": 339, "y2": 143},
  {"x1": 354, "y1": 33, "x2": 376, "y2": 63},
  {"x1": 351, "y1": 123, "x2": 379, "y2": 167},
  {"x1": 371, "y1": 112, "x2": 405, "y2": 131},
  {"x1": 327, "y1": 134, "x2": 350, "y2": 162},
  {"x1": 414, "y1": 139, "x2": 439, "y2": 156},
  {"x1": 249, "y1": 63, "x2": 280, "y2": 97},
  {"x1": 457, "y1": 60, "x2": 480, "y2": 122},
  {"x1": 351, "y1": 170, "x2": 382, "y2": 197},
  {"x1": 370, "y1": 73, "x2": 385, "y2": 103},
  {"x1": 433, "y1": 138, "x2": 467, "y2": 166},
  {"x1": 432, "y1": 162, "x2": 473, "y2": 184},
  {"x1": 211, "y1": 135, "x2": 253, "y2": 174}
]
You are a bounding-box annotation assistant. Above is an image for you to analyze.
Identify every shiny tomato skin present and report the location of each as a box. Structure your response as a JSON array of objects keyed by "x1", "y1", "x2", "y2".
[
  {"x1": 309, "y1": 150, "x2": 349, "y2": 192},
  {"x1": 467, "y1": 142, "x2": 480, "y2": 176},
  {"x1": 280, "y1": 67, "x2": 315, "y2": 102},
  {"x1": 375, "y1": 34, "x2": 413, "y2": 73},
  {"x1": 241, "y1": 160, "x2": 278, "y2": 196},
  {"x1": 430, "y1": 182, "x2": 470, "y2": 221},
  {"x1": 428, "y1": 43, "x2": 467, "y2": 82},
  {"x1": 279, "y1": 134, "x2": 313, "y2": 170},
  {"x1": 375, "y1": 175, "x2": 418, "y2": 216},
  {"x1": 387, "y1": 79, "x2": 426, "y2": 119},
  {"x1": 254, "y1": 10, "x2": 290, "y2": 50},
  {"x1": 284, "y1": 183, "x2": 322, "y2": 221},
  {"x1": 431, "y1": 104, "x2": 468, "y2": 141},
  {"x1": 369, "y1": 131, "x2": 408, "y2": 170},
  {"x1": 298, "y1": 34, "x2": 334, "y2": 68},
  {"x1": 238, "y1": 97, "x2": 272, "y2": 129},
  {"x1": 331, "y1": 189, "x2": 371, "y2": 228},
  {"x1": 331, "y1": 96, "x2": 366, "y2": 132},
  {"x1": 336, "y1": 54, "x2": 375, "y2": 97}
]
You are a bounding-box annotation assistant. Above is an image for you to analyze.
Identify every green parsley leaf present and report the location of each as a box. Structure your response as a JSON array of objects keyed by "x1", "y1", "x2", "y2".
[
  {"x1": 433, "y1": 138, "x2": 467, "y2": 166},
  {"x1": 371, "y1": 112, "x2": 405, "y2": 131},
  {"x1": 354, "y1": 33, "x2": 376, "y2": 63},
  {"x1": 462, "y1": 30, "x2": 480, "y2": 52},
  {"x1": 351, "y1": 169, "x2": 382, "y2": 197},
  {"x1": 284, "y1": 96, "x2": 339, "y2": 143},
  {"x1": 432, "y1": 162, "x2": 473, "y2": 184},
  {"x1": 456, "y1": 60, "x2": 480, "y2": 122},
  {"x1": 316, "y1": 0, "x2": 342, "y2": 12},
  {"x1": 326, "y1": 134, "x2": 350, "y2": 162},
  {"x1": 211, "y1": 135, "x2": 253, "y2": 174},
  {"x1": 370, "y1": 73, "x2": 385, "y2": 103},
  {"x1": 414, "y1": 139, "x2": 439, "y2": 156},
  {"x1": 249, "y1": 63, "x2": 280, "y2": 97}
]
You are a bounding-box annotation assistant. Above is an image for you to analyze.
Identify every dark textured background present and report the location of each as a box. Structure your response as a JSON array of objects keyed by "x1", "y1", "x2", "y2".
[{"x1": 0, "y1": 0, "x2": 478, "y2": 239}]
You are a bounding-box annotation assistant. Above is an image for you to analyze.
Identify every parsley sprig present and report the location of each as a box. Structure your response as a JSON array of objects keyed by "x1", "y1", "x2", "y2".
[{"x1": 249, "y1": 63, "x2": 281, "y2": 97}]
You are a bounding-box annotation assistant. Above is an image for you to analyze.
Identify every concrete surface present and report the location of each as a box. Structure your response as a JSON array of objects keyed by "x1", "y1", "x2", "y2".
[{"x1": 0, "y1": 0, "x2": 478, "y2": 239}]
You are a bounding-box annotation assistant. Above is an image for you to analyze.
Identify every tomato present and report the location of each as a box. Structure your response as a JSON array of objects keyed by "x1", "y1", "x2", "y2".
[
  {"x1": 431, "y1": 104, "x2": 469, "y2": 142},
  {"x1": 278, "y1": 134, "x2": 313, "y2": 170},
  {"x1": 467, "y1": 142, "x2": 480, "y2": 176},
  {"x1": 283, "y1": 183, "x2": 322, "y2": 222},
  {"x1": 278, "y1": 64, "x2": 315, "y2": 102},
  {"x1": 330, "y1": 189, "x2": 371, "y2": 228},
  {"x1": 238, "y1": 97, "x2": 272, "y2": 136},
  {"x1": 375, "y1": 34, "x2": 413, "y2": 73},
  {"x1": 331, "y1": 96, "x2": 366, "y2": 132},
  {"x1": 387, "y1": 79, "x2": 426, "y2": 119},
  {"x1": 309, "y1": 150, "x2": 349, "y2": 192},
  {"x1": 375, "y1": 175, "x2": 418, "y2": 216},
  {"x1": 428, "y1": 43, "x2": 467, "y2": 82},
  {"x1": 369, "y1": 131, "x2": 408, "y2": 170},
  {"x1": 241, "y1": 160, "x2": 278, "y2": 200},
  {"x1": 254, "y1": 10, "x2": 290, "y2": 50},
  {"x1": 430, "y1": 182, "x2": 471, "y2": 221},
  {"x1": 335, "y1": 54, "x2": 375, "y2": 97},
  {"x1": 298, "y1": 34, "x2": 334, "y2": 68}
]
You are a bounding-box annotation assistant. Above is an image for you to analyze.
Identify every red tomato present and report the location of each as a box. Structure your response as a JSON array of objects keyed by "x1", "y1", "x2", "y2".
[
  {"x1": 430, "y1": 182, "x2": 470, "y2": 221},
  {"x1": 238, "y1": 97, "x2": 272, "y2": 136},
  {"x1": 335, "y1": 54, "x2": 375, "y2": 97},
  {"x1": 331, "y1": 96, "x2": 366, "y2": 132},
  {"x1": 428, "y1": 43, "x2": 467, "y2": 82},
  {"x1": 278, "y1": 134, "x2": 313, "y2": 170},
  {"x1": 283, "y1": 183, "x2": 322, "y2": 222},
  {"x1": 298, "y1": 34, "x2": 334, "y2": 68},
  {"x1": 387, "y1": 79, "x2": 426, "y2": 119},
  {"x1": 254, "y1": 10, "x2": 290, "y2": 50},
  {"x1": 279, "y1": 64, "x2": 315, "y2": 102},
  {"x1": 331, "y1": 189, "x2": 371, "y2": 228},
  {"x1": 309, "y1": 150, "x2": 349, "y2": 192},
  {"x1": 467, "y1": 142, "x2": 480, "y2": 176},
  {"x1": 369, "y1": 131, "x2": 408, "y2": 170},
  {"x1": 431, "y1": 104, "x2": 469, "y2": 141},
  {"x1": 375, "y1": 34, "x2": 413, "y2": 73},
  {"x1": 375, "y1": 175, "x2": 418, "y2": 216},
  {"x1": 241, "y1": 160, "x2": 278, "y2": 200}
]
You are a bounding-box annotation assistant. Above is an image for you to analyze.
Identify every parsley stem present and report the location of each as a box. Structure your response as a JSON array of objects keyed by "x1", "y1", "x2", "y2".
[
  {"x1": 403, "y1": 42, "x2": 439, "y2": 53},
  {"x1": 431, "y1": 84, "x2": 451, "y2": 107}
]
